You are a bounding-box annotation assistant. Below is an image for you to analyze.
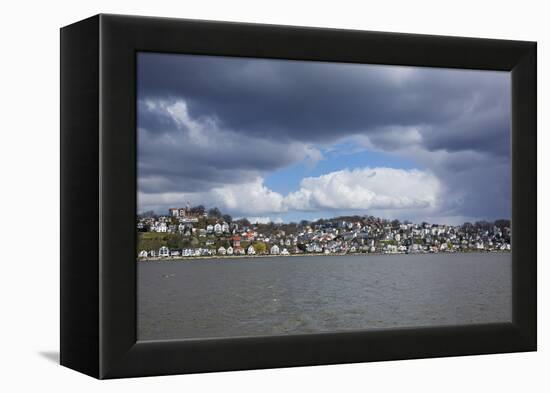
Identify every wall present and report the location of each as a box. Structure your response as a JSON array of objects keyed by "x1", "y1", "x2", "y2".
[{"x1": 0, "y1": 0, "x2": 545, "y2": 391}]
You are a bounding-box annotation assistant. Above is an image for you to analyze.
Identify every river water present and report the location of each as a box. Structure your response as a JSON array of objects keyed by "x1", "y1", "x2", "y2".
[{"x1": 138, "y1": 253, "x2": 511, "y2": 341}]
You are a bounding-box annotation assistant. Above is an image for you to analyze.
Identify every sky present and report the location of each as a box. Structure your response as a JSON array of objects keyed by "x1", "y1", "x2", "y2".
[{"x1": 137, "y1": 52, "x2": 511, "y2": 225}]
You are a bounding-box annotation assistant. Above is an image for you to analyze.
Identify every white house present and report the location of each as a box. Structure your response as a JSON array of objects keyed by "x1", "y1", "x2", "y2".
[
  {"x1": 247, "y1": 245, "x2": 256, "y2": 255},
  {"x1": 138, "y1": 250, "x2": 148, "y2": 258},
  {"x1": 159, "y1": 246, "x2": 169, "y2": 257},
  {"x1": 218, "y1": 246, "x2": 226, "y2": 255},
  {"x1": 206, "y1": 224, "x2": 214, "y2": 233},
  {"x1": 281, "y1": 248, "x2": 289, "y2": 255},
  {"x1": 148, "y1": 250, "x2": 157, "y2": 258},
  {"x1": 214, "y1": 223, "x2": 222, "y2": 233},
  {"x1": 221, "y1": 222, "x2": 230, "y2": 233},
  {"x1": 270, "y1": 244, "x2": 280, "y2": 255},
  {"x1": 386, "y1": 245, "x2": 398, "y2": 253},
  {"x1": 226, "y1": 246, "x2": 234, "y2": 255}
]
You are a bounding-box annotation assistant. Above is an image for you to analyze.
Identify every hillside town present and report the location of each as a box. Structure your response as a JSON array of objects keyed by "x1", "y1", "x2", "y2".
[{"x1": 136, "y1": 204, "x2": 511, "y2": 260}]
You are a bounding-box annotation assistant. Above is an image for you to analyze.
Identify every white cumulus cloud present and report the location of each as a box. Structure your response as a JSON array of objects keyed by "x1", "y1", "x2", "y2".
[
  {"x1": 139, "y1": 167, "x2": 441, "y2": 219},
  {"x1": 247, "y1": 217, "x2": 273, "y2": 224},
  {"x1": 284, "y1": 167, "x2": 441, "y2": 212},
  {"x1": 139, "y1": 177, "x2": 285, "y2": 216}
]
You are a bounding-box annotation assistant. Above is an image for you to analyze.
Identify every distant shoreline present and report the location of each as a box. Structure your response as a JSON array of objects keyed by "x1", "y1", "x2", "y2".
[{"x1": 138, "y1": 249, "x2": 510, "y2": 262}]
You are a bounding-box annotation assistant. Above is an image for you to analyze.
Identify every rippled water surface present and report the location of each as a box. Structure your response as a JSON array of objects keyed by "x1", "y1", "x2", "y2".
[{"x1": 138, "y1": 253, "x2": 511, "y2": 341}]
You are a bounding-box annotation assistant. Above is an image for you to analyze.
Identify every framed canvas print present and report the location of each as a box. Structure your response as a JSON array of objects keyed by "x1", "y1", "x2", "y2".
[{"x1": 60, "y1": 14, "x2": 536, "y2": 379}]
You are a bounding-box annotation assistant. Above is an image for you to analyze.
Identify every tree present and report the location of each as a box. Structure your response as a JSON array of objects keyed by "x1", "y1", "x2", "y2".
[
  {"x1": 166, "y1": 234, "x2": 184, "y2": 249},
  {"x1": 494, "y1": 219, "x2": 511, "y2": 230},
  {"x1": 190, "y1": 205, "x2": 205, "y2": 216},
  {"x1": 208, "y1": 207, "x2": 222, "y2": 218},
  {"x1": 282, "y1": 222, "x2": 298, "y2": 235},
  {"x1": 217, "y1": 239, "x2": 230, "y2": 249},
  {"x1": 253, "y1": 242, "x2": 267, "y2": 254},
  {"x1": 474, "y1": 221, "x2": 491, "y2": 231},
  {"x1": 235, "y1": 218, "x2": 251, "y2": 227},
  {"x1": 196, "y1": 217, "x2": 208, "y2": 230},
  {"x1": 222, "y1": 214, "x2": 233, "y2": 223}
]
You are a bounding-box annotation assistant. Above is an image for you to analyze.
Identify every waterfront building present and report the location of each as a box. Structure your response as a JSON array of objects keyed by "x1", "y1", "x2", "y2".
[
  {"x1": 232, "y1": 235, "x2": 241, "y2": 248},
  {"x1": 159, "y1": 246, "x2": 169, "y2": 257}
]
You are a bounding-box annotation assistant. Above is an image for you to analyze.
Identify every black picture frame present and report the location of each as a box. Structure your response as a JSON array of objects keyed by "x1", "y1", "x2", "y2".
[{"x1": 60, "y1": 14, "x2": 537, "y2": 379}]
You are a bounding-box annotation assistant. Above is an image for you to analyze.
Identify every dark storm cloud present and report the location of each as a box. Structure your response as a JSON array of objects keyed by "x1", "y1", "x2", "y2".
[
  {"x1": 423, "y1": 150, "x2": 510, "y2": 221},
  {"x1": 137, "y1": 99, "x2": 317, "y2": 194},
  {"x1": 138, "y1": 53, "x2": 510, "y2": 157}
]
